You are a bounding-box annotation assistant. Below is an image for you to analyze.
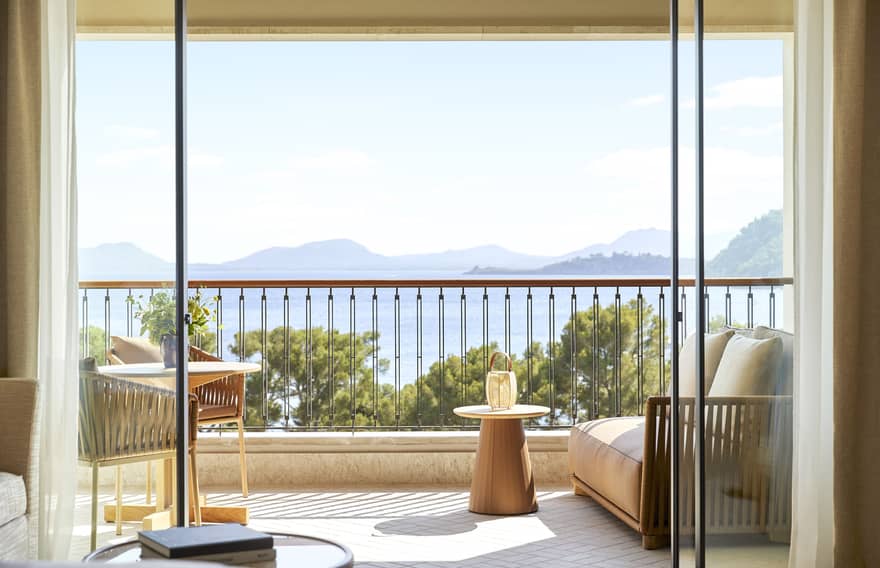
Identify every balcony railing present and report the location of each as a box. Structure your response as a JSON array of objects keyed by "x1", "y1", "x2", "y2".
[{"x1": 78, "y1": 276, "x2": 791, "y2": 432}]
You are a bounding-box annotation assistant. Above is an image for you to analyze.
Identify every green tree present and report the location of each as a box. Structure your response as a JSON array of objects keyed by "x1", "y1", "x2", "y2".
[
  {"x1": 229, "y1": 326, "x2": 390, "y2": 429},
  {"x1": 80, "y1": 325, "x2": 107, "y2": 363}
]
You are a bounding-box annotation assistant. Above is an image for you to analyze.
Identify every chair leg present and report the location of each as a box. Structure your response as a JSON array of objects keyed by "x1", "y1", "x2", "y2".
[
  {"x1": 145, "y1": 461, "x2": 152, "y2": 505},
  {"x1": 237, "y1": 418, "x2": 248, "y2": 498},
  {"x1": 190, "y1": 450, "x2": 202, "y2": 526},
  {"x1": 90, "y1": 464, "x2": 99, "y2": 551},
  {"x1": 115, "y1": 466, "x2": 123, "y2": 535}
]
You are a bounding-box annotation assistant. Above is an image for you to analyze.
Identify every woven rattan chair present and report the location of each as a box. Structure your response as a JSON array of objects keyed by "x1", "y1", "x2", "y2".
[
  {"x1": 78, "y1": 367, "x2": 202, "y2": 551},
  {"x1": 189, "y1": 346, "x2": 249, "y2": 498},
  {"x1": 108, "y1": 337, "x2": 249, "y2": 498}
]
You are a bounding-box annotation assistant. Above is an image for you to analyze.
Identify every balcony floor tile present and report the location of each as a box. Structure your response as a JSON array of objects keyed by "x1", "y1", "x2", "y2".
[{"x1": 71, "y1": 488, "x2": 787, "y2": 566}]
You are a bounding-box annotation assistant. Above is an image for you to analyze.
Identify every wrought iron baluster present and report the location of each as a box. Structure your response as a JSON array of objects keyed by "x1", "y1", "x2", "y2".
[
  {"x1": 769, "y1": 286, "x2": 777, "y2": 328},
  {"x1": 704, "y1": 287, "x2": 710, "y2": 332},
  {"x1": 416, "y1": 288, "x2": 423, "y2": 428},
  {"x1": 680, "y1": 288, "x2": 688, "y2": 339},
  {"x1": 570, "y1": 287, "x2": 578, "y2": 424},
  {"x1": 747, "y1": 286, "x2": 755, "y2": 328},
  {"x1": 306, "y1": 288, "x2": 313, "y2": 429},
  {"x1": 592, "y1": 287, "x2": 599, "y2": 419},
  {"x1": 328, "y1": 288, "x2": 335, "y2": 427},
  {"x1": 238, "y1": 288, "x2": 245, "y2": 362},
  {"x1": 283, "y1": 288, "x2": 291, "y2": 429},
  {"x1": 216, "y1": 289, "x2": 223, "y2": 359},
  {"x1": 526, "y1": 288, "x2": 533, "y2": 406},
  {"x1": 659, "y1": 286, "x2": 666, "y2": 396},
  {"x1": 261, "y1": 288, "x2": 268, "y2": 426},
  {"x1": 439, "y1": 287, "x2": 446, "y2": 427},
  {"x1": 548, "y1": 287, "x2": 556, "y2": 424},
  {"x1": 394, "y1": 288, "x2": 401, "y2": 429},
  {"x1": 482, "y1": 287, "x2": 489, "y2": 379},
  {"x1": 372, "y1": 288, "x2": 379, "y2": 428},
  {"x1": 504, "y1": 288, "x2": 511, "y2": 354},
  {"x1": 637, "y1": 287, "x2": 644, "y2": 415},
  {"x1": 725, "y1": 286, "x2": 732, "y2": 326},
  {"x1": 460, "y1": 288, "x2": 467, "y2": 409},
  {"x1": 104, "y1": 289, "x2": 111, "y2": 364},
  {"x1": 614, "y1": 287, "x2": 621, "y2": 417},
  {"x1": 350, "y1": 288, "x2": 356, "y2": 431},
  {"x1": 238, "y1": 288, "x2": 246, "y2": 423},
  {"x1": 82, "y1": 289, "x2": 89, "y2": 356},
  {"x1": 126, "y1": 288, "x2": 133, "y2": 337}
]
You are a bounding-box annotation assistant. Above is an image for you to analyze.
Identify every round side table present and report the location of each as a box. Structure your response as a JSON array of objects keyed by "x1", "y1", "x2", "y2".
[
  {"x1": 83, "y1": 533, "x2": 354, "y2": 567},
  {"x1": 453, "y1": 404, "x2": 551, "y2": 515}
]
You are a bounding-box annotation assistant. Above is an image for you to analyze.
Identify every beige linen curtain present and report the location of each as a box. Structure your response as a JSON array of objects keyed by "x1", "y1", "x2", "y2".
[
  {"x1": 833, "y1": 0, "x2": 880, "y2": 566},
  {"x1": 0, "y1": 0, "x2": 41, "y2": 379}
]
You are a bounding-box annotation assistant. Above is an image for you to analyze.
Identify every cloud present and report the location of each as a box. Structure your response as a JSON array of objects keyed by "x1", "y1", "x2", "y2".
[
  {"x1": 584, "y1": 145, "x2": 783, "y2": 234},
  {"x1": 104, "y1": 124, "x2": 161, "y2": 140},
  {"x1": 686, "y1": 75, "x2": 782, "y2": 109},
  {"x1": 722, "y1": 121, "x2": 784, "y2": 137},
  {"x1": 286, "y1": 149, "x2": 374, "y2": 171},
  {"x1": 95, "y1": 145, "x2": 222, "y2": 168},
  {"x1": 628, "y1": 94, "x2": 665, "y2": 107}
]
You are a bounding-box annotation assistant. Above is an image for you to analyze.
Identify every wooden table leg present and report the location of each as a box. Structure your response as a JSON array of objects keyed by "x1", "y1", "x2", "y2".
[{"x1": 469, "y1": 418, "x2": 537, "y2": 515}]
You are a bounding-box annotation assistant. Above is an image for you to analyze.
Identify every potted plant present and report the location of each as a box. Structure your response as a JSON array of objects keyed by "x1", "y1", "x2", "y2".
[{"x1": 131, "y1": 288, "x2": 216, "y2": 367}]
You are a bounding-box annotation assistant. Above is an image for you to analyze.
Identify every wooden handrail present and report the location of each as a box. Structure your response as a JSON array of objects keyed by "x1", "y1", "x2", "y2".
[{"x1": 78, "y1": 276, "x2": 794, "y2": 290}]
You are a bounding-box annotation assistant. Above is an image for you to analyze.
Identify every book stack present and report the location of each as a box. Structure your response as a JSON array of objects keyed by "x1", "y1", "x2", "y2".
[{"x1": 138, "y1": 524, "x2": 276, "y2": 565}]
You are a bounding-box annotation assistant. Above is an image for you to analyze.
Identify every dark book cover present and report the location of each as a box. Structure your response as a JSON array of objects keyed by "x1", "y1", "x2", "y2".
[{"x1": 138, "y1": 524, "x2": 273, "y2": 558}]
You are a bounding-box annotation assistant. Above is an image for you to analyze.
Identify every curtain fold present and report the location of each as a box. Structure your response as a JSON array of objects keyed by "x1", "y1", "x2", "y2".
[
  {"x1": 35, "y1": 0, "x2": 78, "y2": 560},
  {"x1": 833, "y1": 0, "x2": 880, "y2": 565},
  {"x1": 788, "y1": 1, "x2": 835, "y2": 567},
  {"x1": 0, "y1": 0, "x2": 41, "y2": 380}
]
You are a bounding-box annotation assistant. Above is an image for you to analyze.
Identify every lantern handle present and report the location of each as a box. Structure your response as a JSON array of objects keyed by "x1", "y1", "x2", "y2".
[{"x1": 489, "y1": 351, "x2": 512, "y2": 372}]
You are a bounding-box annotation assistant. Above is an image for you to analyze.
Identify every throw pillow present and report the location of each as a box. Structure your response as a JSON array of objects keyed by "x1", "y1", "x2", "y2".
[
  {"x1": 675, "y1": 329, "x2": 736, "y2": 397},
  {"x1": 709, "y1": 334, "x2": 783, "y2": 397}
]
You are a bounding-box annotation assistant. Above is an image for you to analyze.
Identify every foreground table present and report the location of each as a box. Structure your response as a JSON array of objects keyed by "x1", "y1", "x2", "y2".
[
  {"x1": 83, "y1": 532, "x2": 354, "y2": 567},
  {"x1": 453, "y1": 404, "x2": 551, "y2": 515},
  {"x1": 97, "y1": 361, "x2": 261, "y2": 531}
]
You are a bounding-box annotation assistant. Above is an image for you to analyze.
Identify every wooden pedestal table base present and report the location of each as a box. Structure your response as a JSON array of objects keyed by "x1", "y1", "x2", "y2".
[
  {"x1": 453, "y1": 404, "x2": 551, "y2": 515},
  {"x1": 103, "y1": 457, "x2": 249, "y2": 528}
]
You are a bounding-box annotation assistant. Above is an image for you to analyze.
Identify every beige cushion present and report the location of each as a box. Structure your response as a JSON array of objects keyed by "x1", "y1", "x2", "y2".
[
  {"x1": 674, "y1": 330, "x2": 735, "y2": 397},
  {"x1": 198, "y1": 404, "x2": 238, "y2": 422},
  {"x1": 752, "y1": 326, "x2": 794, "y2": 395},
  {"x1": 111, "y1": 336, "x2": 162, "y2": 364},
  {"x1": 569, "y1": 417, "x2": 644, "y2": 521},
  {"x1": 709, "y1": 334, "x2": 783, "y2": 397},
  {"x1": 0, "y1": 473, "x2": 26, "y2": 527}
]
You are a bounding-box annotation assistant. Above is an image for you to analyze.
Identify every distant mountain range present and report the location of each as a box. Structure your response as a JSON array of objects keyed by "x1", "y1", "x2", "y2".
[{"x1": 79, "y1": 218, "x2": 774, "y2": 280}]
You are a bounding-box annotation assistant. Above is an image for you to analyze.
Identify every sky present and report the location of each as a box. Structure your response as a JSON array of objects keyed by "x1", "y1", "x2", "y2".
[{"x1": 76, "y1": 39, "x2": 784, "y2": 263}]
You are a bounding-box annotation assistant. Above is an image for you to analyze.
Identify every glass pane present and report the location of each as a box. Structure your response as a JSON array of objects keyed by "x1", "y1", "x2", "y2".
[
  {"x1": 701, "y1": 0, "x2": 793, "y2": 565},
  {"x1": 76, "y1": 1, "x2": 181, "y2": 554}
]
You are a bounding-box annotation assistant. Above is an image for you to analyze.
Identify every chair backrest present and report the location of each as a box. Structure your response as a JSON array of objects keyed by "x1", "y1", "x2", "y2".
[
  {"x1": 78, "y1": 370, "x2": 176, "y2": 463},
  {"x1": 108, "y1": 335, "x2": 162, "y2": 365},
  {"x1": 0, "y1": 378, "x2": 37, "y2": 496}
]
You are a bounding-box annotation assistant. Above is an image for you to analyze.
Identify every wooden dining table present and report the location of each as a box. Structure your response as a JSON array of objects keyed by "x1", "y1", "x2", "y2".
[{"x1": 97, "y1": 361, "x2": 260, "y2": 530}]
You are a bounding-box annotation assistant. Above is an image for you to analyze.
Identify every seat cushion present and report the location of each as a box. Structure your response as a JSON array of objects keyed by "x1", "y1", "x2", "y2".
[
  {"x1": 198, "y1": 404, "x2": 238, "y2": 422},
  {"x1": 0, "y1": 515, "x2": 28, "y2": 560},
  {"x1": 111, "y1": 336, "x2": 162, "y2": 364},
  {"x1": 569, "y1": 416, "x2": 644, "y2": 521},
  {"x1": 0, "y1": 473, "x2": 27, "y2": 527}
]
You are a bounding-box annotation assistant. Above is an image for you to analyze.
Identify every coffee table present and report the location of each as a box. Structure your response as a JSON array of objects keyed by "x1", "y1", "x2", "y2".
[
  {"x1": 83, "y1": 532, "x2": 354, "y2": 567},
  {"x1": 453, "y1": 404, "x2": 551, "y2": 515}
]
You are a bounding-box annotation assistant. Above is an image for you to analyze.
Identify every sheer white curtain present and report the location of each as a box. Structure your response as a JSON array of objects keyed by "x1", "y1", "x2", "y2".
[
  {"x1": 37, "y1": 0, "x2": 78, "y2": 560},
  {"x1": 789, "y1": 0, "x2": 834, "y2": 566}
]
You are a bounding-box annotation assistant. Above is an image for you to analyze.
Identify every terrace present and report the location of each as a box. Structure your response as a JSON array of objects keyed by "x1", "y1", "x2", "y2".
[{"x1": 75, "y1": 276, "x2": 792, "y2": 566}]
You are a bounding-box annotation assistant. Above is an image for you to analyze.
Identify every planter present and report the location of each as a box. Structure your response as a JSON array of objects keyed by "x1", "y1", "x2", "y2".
[{"x1": 160, "y1": 334, "x2": 178, "y2": 368}]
